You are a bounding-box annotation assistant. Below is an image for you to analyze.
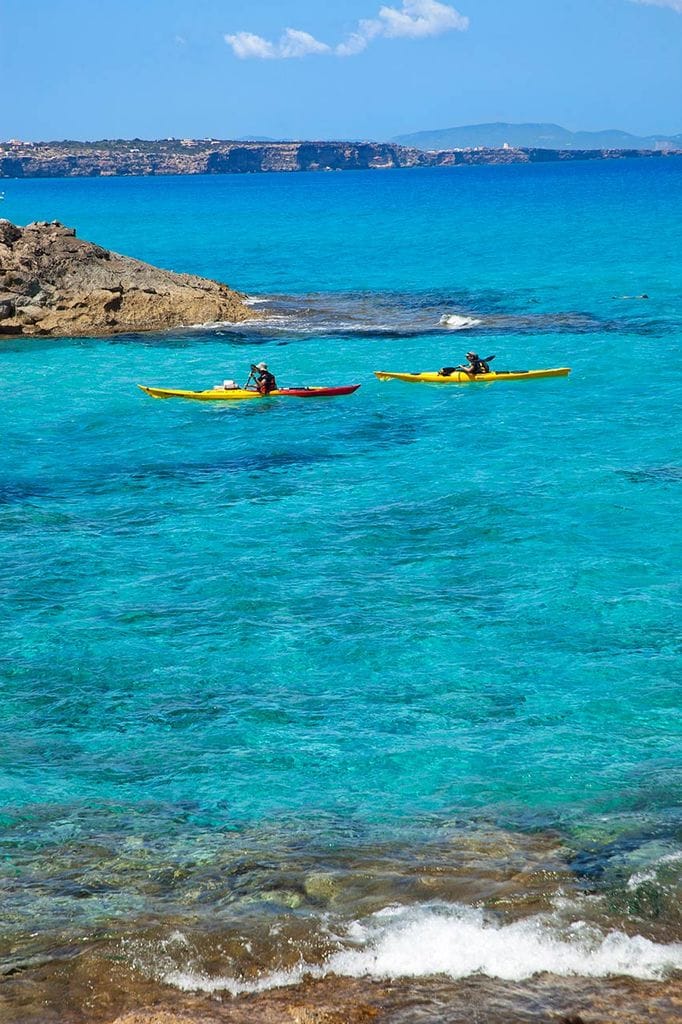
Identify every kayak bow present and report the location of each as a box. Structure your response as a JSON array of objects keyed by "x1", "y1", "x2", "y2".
[
  {"x1": 138, "y1": 384, "x2": 361, "y2": 401},
  {"x1": 374, "y1": 368, "x2": 571, "y2": 384}
]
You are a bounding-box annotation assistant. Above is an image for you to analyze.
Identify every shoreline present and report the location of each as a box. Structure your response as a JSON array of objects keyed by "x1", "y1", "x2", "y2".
[
  {"x1": 2, "y1": 822, "x2": 681, "y2": 1023},
  {"x1": 108, "y1": 975, "x2": 682, "y2": 1024},
  {"x1": 1, "y1": 140, "x2": 680, "y2": 180},
  {"x1": 8, "y1": 972, "x2": 682, "y2": 1023}
]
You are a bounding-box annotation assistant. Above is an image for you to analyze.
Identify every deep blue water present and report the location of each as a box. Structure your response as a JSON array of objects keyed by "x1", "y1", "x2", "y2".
[{"x1": 1, "y1": 160, "x2": 681, "y2": 994}]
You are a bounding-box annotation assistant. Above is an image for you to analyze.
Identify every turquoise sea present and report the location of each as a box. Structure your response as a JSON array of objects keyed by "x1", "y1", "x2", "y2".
[{"x1": 1, "y1": 159, "x2": 681, "y2": 1020}]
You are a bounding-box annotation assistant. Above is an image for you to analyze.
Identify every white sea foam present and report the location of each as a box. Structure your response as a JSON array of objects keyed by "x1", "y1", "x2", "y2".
[
  {"x1": 327, "y1": 904, "x2": 682, "y2": 981},
  {"x1": 439, "y1": 313, "x2": 482, "y2": 330},
  {"x1": 189, "y1": 313, "x2": 292, "y2": 329},
  {"x1": 155, "y1": 902, "x2": 682, "y2": 996}
]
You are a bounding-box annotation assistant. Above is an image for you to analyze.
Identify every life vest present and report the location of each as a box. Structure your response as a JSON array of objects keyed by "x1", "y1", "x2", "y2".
[{"x1": 256, "y1": 371, "x2": 277, "y2": 394}]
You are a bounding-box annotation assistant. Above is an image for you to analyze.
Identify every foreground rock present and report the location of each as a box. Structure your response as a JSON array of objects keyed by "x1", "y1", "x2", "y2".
[
  {"x1": 70, "y1": 976, "x2": 682, "y2": 1023},
  {"x1": 0, "y1": 219, "x2": 252, "y2": 337},
  {"x1": 7, "y1": 965, "x2": 682, "y2": 1023}
]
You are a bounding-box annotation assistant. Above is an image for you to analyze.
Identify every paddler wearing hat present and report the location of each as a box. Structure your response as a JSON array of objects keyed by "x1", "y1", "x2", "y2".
[{"x1": 250, "y1": 362, "x2": 277, "y2": 394}]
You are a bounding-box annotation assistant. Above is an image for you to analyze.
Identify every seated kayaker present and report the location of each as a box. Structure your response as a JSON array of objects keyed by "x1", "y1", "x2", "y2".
[
  {"x1": 251, "y1": 362, "x2": 277, "y2": 394},
  {"x1": 454, "y1": 352, "x2": 490, "y2": 375}
]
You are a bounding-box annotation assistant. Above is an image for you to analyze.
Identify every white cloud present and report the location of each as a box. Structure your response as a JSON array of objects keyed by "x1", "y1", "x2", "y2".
[
  {"x1": 226, "y1": 1, "x2": 468, "y2": 60},
  {"x1": 335, "y1": 0, "x2": 468, "y2": 55},
  {"x1": 336, "y1": 19, "x2": 383, "y2": 56},
  {"x1": 225, "y1": 28, "x2": 330, "y2": 60},
  {"x1": 225, "y1": 32, "x2": 277, "y2": 59},
  {"x1": 278, "y1": 29, "x2": 331, "y2": 57},
  {"x1": 377, "y1": 0, "x2": 469, "y2": 39},
  {"x1": 630, "y1": 0, "x2": 682, "y2": 10}
]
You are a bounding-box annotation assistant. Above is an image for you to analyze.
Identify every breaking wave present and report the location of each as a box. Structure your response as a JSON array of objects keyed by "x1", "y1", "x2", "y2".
[
  {"x1": 439, "y1": 314, "x2": 483, "y2": 330},
  {"x1": 146, "y1": 902, "x2": 682, "y2": 996}
]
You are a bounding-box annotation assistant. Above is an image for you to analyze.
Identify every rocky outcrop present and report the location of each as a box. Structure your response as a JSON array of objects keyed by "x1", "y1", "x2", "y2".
[
  {"x1": 0, "y1": 219, "x2": 252, "y2": 337},
  {"x1": 0, "y1": 138, "x2": 676, "y2": 179}
]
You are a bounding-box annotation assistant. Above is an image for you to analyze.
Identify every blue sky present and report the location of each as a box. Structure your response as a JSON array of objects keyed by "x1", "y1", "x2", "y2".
[{"x1": 3, "y1": 0, "x2": 682, "y2": 141}]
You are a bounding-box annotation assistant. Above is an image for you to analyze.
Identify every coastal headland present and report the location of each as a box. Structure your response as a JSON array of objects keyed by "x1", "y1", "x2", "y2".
[
  {"x1": 0, "y1": 219, "x2": 251, "y2": 337},
  {"x1": 0, "y1": 138, "x2": 678, "y2": 178}
]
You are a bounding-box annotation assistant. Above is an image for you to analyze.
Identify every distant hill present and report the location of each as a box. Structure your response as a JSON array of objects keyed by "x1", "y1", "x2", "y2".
[{"x1": 393, "y1": 122, "x2": 682, "y2": 151}]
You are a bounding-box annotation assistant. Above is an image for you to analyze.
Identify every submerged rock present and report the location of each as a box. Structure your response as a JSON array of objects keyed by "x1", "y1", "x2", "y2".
[{"x1": 0, "y1": 219, "x2": 252, "y2": 338}]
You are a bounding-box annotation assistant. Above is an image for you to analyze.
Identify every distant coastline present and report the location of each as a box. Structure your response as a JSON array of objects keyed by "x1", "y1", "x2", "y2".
[{"x1": 1, "y1": 138, "x2": 679, "y2": 178}]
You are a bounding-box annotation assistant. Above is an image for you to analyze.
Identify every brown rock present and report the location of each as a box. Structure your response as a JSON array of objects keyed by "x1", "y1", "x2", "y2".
[
  {"x1": 0, "y1": 219, "x2": 21, "y2": 245},
  {"x1": 0, "y1": 219, "x2": 252, "y2": 338}
]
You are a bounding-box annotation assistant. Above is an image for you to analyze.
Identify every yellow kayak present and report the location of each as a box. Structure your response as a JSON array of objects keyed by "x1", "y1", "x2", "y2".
[
  {"x1": 139, "y1": 384, "x2": 360, "y2": 401},
  {"x1": 374, "y1": 368, "x2": 571, "y2": 384}
]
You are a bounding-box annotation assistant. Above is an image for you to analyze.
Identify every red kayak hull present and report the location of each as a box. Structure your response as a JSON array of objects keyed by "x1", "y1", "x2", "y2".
[{"x1": 275, "y1": 385, "x2": 361, "y2": 398}]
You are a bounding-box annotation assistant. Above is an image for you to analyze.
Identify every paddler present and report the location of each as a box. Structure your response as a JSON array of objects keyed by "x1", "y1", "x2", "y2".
[
  {"x1": 251, "y1": 362, "x2": 277, "y2": 394},
  {"x1": 455, "y1": 352, "x2": 490, "y2": 376}
]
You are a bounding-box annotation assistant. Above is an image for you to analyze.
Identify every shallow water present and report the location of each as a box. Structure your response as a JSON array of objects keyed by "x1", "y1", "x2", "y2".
[{"x1": 1, "y1": 160, "x2": 681, "y2": 1018}]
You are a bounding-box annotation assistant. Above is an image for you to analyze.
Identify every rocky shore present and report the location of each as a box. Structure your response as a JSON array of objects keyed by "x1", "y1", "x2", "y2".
[
  {"x1": 101, "y1": 975, "x2": 682, "y2": 1024},
  {"x1": 0, "y1": 220, "x2": 251, "y2": 337},
  {"x1": 11, "y1": 974, "x2": 682, "y2": 1024},
  {"x1": 0, "y1": 139, "x2": 677, "y2": 178},
  {"x1": 4, "y1": 823, "x2": 681, "y2": 1024}
]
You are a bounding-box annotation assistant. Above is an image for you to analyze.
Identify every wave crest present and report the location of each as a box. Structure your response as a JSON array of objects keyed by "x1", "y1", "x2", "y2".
[
  {"x1": 439, "y1": 314, "x2": 483, "y2": 330},
  {"x1": 149, "y1": 902, "x2": 682, "y2": 996}
]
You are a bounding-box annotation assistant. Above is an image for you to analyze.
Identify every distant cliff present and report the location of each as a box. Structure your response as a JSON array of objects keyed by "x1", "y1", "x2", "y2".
[
  {"x1": 0, "y1": 140, "x2": 425, "y2": 177},
  {"x1": 0, "y1": 219, "x2": 251, "y2": 338},
  {"x1": 0, "y1": 139, "x2": 677, "y2": 178}
]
